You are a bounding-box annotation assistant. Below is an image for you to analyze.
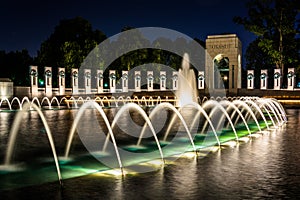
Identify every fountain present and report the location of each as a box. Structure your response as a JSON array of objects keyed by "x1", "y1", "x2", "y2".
[
  {"x1": 176, "y1": 53, "x2": 198, "y2": 107},
  {"x1": 0, "y1": 53, "x2": 288, "y2": 191},
  {"x1": 0, "y1": 94, "x2": 287, "y2": 190}
]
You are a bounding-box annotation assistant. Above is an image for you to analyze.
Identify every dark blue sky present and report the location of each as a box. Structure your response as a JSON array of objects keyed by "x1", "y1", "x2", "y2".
[{"x1": 0, "y1": 0, "x2": 256, "y2": 57}]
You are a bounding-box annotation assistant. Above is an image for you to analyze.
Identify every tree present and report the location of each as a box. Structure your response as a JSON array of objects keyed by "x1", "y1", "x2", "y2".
[
  {"x1": 0, "y1": 50, "x2": 33, "y2": 86},
  {"x1": 245, "y1": 38, "x2": 274, "y2": 88},
  {"x1": 35, "y1": 16, "x2": 106, "y2": 86},
  {"x1": 234, "y1": 0, "x2": 300, "y2": 77}
]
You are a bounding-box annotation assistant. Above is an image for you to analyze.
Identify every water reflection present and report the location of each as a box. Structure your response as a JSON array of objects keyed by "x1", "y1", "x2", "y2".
[{"x1": 0, "y1": 109, "x2": 299, "y2": 199}]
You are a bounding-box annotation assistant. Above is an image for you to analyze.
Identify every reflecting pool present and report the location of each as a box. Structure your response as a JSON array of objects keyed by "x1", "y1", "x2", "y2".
[{"x1": 0, "y1": 107, "x2": 299, "y2": 199}]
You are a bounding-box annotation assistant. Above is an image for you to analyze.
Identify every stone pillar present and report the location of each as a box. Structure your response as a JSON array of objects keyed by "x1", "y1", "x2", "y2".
[
  {"x1": 71, "y1": 68, "x2": 78, "y2": 94},
  {"x1": 122, "y1": 71, "x2": 128, "y2": 92},
  {"x1": 109, "y1": 70, "x2": 116, "y2": 93},
  {"x1": 44, "y1": 66, "x2": 52, "y2": 97},
  {"x1": 247, "y1": 70, "x2": 254, "y2": 89},
  {"x1": 273, "y1": 69, "x2": 281, "y2": 90},
  {"x1": 135, "y1": 71, "x2": 141, "y2": 92},
  {"x1": 198, "y1": 71, "x2": 205, "y2": 89},
  {"x1": 29, "y1": 65, "x2": 38, "y2": 97},
  {"x1": 147, "y1": 71, "x2": 154, "y2": 91},
  {"x1": 160, "y1": 71, "x2": 166, "y2": 90},
  {"x1": 287, "y1": 68, "x2": 295, "y2": 90},
  {"x1": 84, "y1": 69, "x2": 91, "y2": 94},
  {"x1": 172, "y1": 71, "x2": 178, "y2": 90},
  {"x1": 58, "y1": 67, "x2": 65, "y2": 95},
  {"x1": 260, "y1": 69, "x2": 268, "y2": 90},
  {"x1": 96, "y1": 70, "x2": 103, "y2": 93}
]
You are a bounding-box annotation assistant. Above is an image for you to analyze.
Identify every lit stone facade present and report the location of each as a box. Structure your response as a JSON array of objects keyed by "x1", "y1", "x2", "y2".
[{"x1": 205, "y1": 34, "x2": 242, "y2": 94}]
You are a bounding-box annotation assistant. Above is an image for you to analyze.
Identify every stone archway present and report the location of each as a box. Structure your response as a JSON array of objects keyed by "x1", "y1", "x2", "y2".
[
  {"x1": 213, "y1": 54, "x2": 229, "y2": 89},
  {"x1": 205, "y1": 34, "x2": 242, "y2": 94}
]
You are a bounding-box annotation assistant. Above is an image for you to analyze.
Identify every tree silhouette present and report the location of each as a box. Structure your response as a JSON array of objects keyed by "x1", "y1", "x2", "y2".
[{"x1": 35, "y1": 16, "x2": 106, "y2": 87}]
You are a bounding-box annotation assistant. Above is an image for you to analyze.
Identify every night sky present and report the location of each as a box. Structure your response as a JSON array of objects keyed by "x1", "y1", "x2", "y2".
[{"x1": 0, "y1": 0, "x2": 256, "y2": 57}]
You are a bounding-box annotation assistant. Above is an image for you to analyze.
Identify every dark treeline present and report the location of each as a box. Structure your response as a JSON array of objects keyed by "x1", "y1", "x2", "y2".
[
  {"x1": 1, "y1": 0, "x2": 300, "y2": 88},
  {"x1": 234, "y1": 0, "x2": 300, "y2": 88},
  {"x1": 0, "y1": 49, "x2": 33, "y2": 86},
  {"x1": 0, "y1": 17, "x2": 205, "y2": 87}
]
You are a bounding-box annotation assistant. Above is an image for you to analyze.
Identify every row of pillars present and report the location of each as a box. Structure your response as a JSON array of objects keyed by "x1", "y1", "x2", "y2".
[
  {"x1": 247, "y1": 68, "x2": 296, "y2": 90},
  {"x1": 29, "y1": 66, "x2": 206, "y2": 97}
]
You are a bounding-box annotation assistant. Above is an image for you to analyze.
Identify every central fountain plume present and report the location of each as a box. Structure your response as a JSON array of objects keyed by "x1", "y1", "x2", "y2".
[{"x1": 176, "y1": 53, "x2": 198, "y2": 107}]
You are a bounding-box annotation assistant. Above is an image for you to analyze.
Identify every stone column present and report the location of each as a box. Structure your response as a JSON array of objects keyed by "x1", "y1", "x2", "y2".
[
  {"x1": 109, "y1": 70, "x2": 116, "y2": 93},
  {"x1": 84, "y1": 69, "x2": 91, "y2": 94},
  {"x1": 273, "y1": 69, "x2": 281, "y2": 90},
  {"x1": 135, "y1": 71, "x2": 141, "y2": 92},
  {"x1": 96, "y1": 70, "x2": 103, "y2": 93},
  {"x1": 260, "y1": 69, "x2": 268, "y2": 90},
  {"x1": 160, "y1": 71, "x2": 166, "y2": 90},
  {"x1": 71, "y1": 68, "x2": 78, "y2": 94},
  {"x1": 147, "y1": 71, "x2": 154, "y2": 91},
  {"x1": 44, "y1": 66, "x2": 52, "y2": 97},
  {"x1": 58, "y1": 67, "x2": 65, "y2": 95},
  {"x1": 198, "y1": 71, "x2": 205, "y2": 89},
  {"x1": 247, "y1": 70, "x2": 254, "y2": 89},
  {"x1": 29, "y1": 65, "x2": 38, "y2": 97},
  {"x1": 172, "y1": 71, "x2": 178, "y2": 90},
  {"x1": 287, "y1": 68, "x2": 295, "y2": 90},
  {"x1": 122, "y1": 71, "x2": 128, "y2": 92}
]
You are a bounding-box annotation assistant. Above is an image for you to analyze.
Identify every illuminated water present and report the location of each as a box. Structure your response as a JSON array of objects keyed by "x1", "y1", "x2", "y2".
[{"x1": 0, "y1": 108, "x2": 299, "y2": 199}]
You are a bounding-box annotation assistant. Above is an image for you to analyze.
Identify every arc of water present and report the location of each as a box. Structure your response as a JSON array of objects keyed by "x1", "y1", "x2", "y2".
[
  {"x1": 231, "y1": 101, "x2": 248, "y2": 126},
  {"x1": 255, "y1": 99, "x2": 279, "y2": 127},
  {"x1": 102, "y1": 96, "x2": 110, "y2": 107},
  {"x1": 31, "y1": 97, "x2": 41, "y2": 110},
  {"x1": 239, "y1": 97, "x2": 262, "y2": 123},
  {"x1": 69, "y1": 96, "x2": 78, "y2": 108},
  {"x1": 231, "y1": 100, "x2": 262, "y2": 133},
  {"x1": 149, "y1": 96, "x2": 154, "y2": 107},
  {"x1": 268, "y1": 98, "x2": 287, "y2": 123},
  {"x1": 0, "y1": 97, "x2": 12, "y2": 110},
  {"x1": 11, "y1": 97, "x2": 22, "y2": 110},
  {"x1": 85, "y1": 96, "x2": 91, "y2": 102},
  {"x1": 59, "y1": 97, "x2": 67, "y2": 105},
  {"x1": 201, "y1": 96, "x2": 208, "y2": 105},
  {"x1": 94, "y1": 96, "x2": 105, "y2": 107},
  {"x1": 41, "y1": 97, "x2": 52, "y2": 109},
  {"x1": 157, "y1": 96, "x2": 161, "y2": 105},
  {"x1": 117, "y1": 96, "x2": 126, "y2": 106},
  {"x1": 102, "y1": 103, "x2": 165, "y2": 163},
  {"x1": 50, "y1": 97, "x2": 60, "y2": 109},
  {"x1": 21, "y1": 96, "x2": 31, "y2": 110},
  {"x1": 133, "y1": 96, "x2": 139, "y2": 105},
  {"x1": 219, "y1": 100, "x2": 252, "y2": 136},
  {"x1": 141, "y1": 96, "x2": 147, "y2": 106},
  {"x1": 59, "y1": 97, "x2": 70, "y2": 108},
  {"x1": 272, "y1": 98, "x2": 287, "y2": 121},
  {"x1": 201, "y1": 100, "x2": 239, "y2": 141},
  {"x1": 137, "y1": 102, "x2": 196, "y2": 153},
  {"x1": 125, "y1": 96, "x2": 131, "y2": 104},
  {"x1": 227, "y1": 105, "x2": 243, "y2": 128},
  {"x1": 163, "y1": 107, "x2": 184, "y2": 141},
  {"x1": 64, "y1": 101, "x2": 123, "y2": 171},
  {"x1": 110, "y1": 96, "x2": 117, "y2": 107},
  {"x1": 77, "y1": 96, "x2": 84, "y2": 104},
  {"x1": 185, "y1": 102, "x2": 221, "y2": 146},
  {"x1": 4, "y1": 102, "x2": 62, "y2": 185},
  {"x1": 244, "y1": 100, "x2": 270, "y2": 130},
  {"x1": 215, "y1": 96, "x2": 222, "y2": 101},
  {"x1": 266, "y1": 99, "x2": 284, "y2": 124}
]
